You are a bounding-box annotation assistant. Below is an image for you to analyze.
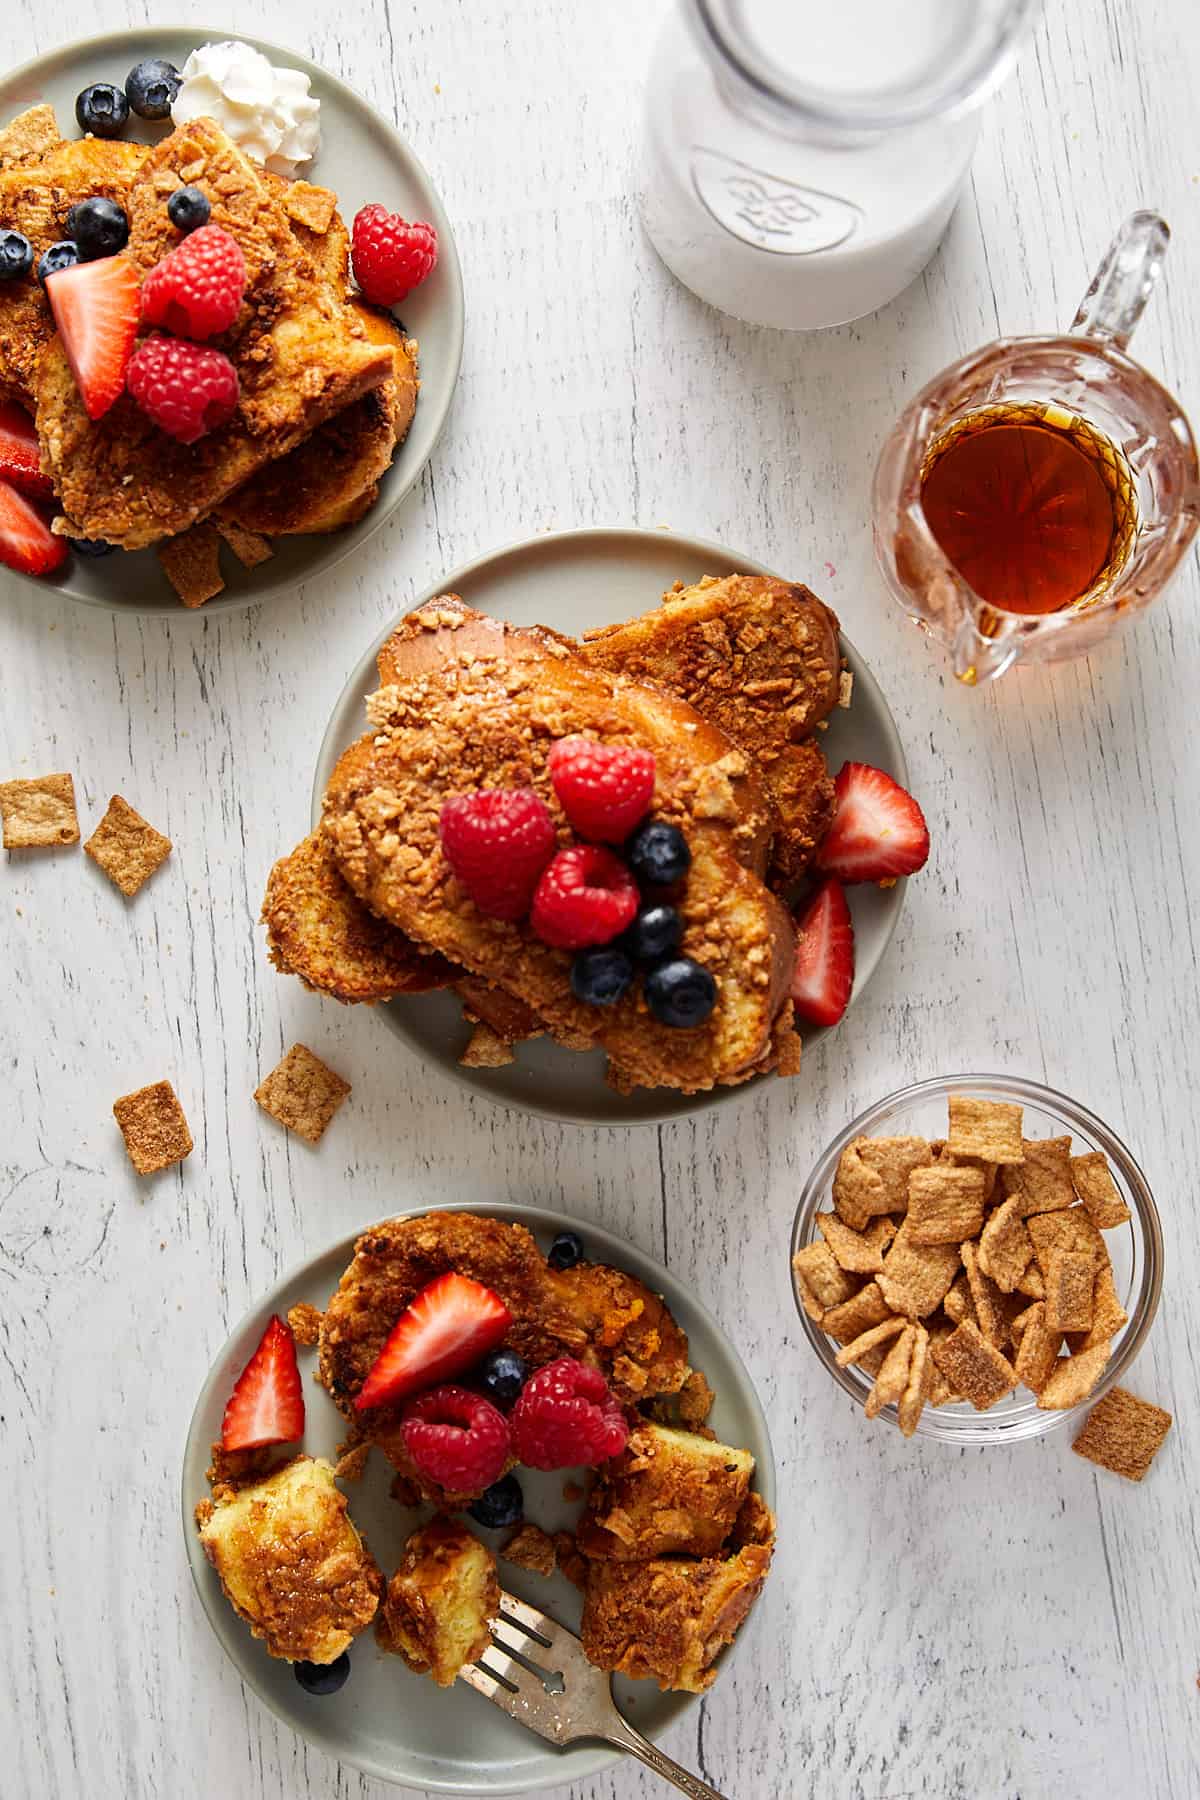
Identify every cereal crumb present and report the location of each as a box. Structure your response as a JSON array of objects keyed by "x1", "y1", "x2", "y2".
[{"x1": 287, "y1": 1302, "x2": 323, "y2": 1347}]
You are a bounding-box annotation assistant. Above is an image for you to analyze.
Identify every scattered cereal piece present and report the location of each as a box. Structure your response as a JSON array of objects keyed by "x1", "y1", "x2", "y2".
[
  {"x1": 157, "y1": 520, "x2": 225, "y2": 607},
  {"x1": 1011, "y1": 1301, "x2": 1064, "y2": 1397},
  {"x1": 1028, "y1": 1207, "x2": 1106, "y2": 1279},
  {"x1": 865, "y1": 1325, "x2": 914, "y2": 1419},
  {"x1": 946, "y1": 1096, "x2": 1024, "y2": 1164},
  {"x1": 906, "y1": 1165, "x2": 986, "y2": 1246},
  {"x1": 977, "y1": 1194, "x2": 1034, "y2": 1293},
  {"x1": 897, "y1": 1324, "x2": 929, "y2": 1436},
  {"x1": 792, "y1": 1240, "x2": 857, "y2": 1320},
  {"x1": 254, "y1": 1043, "x2": 351, "y2": 1144},
  {"x1": 335, "y1": 1443, "x2": 371, "y2": 1483},
  {"x1": 287, "y1": 1302, "x2": 322, "y2": 1347},
  {"x1": 821, "y1": 1280, "x2": 892, "y2": 1344},
  {"x1": 1044, "y1": 1248, "x2": 1096, "y2": 1334},
  {"x1": 0, "y1": 773, "x2": 79, "y2": 848},
  {"x1": 84, "y1": 795, "x2": 172, "y2": 897},
  {"x1": 961, "y1": 1239, "x2": 1008, "y2": 1347},
  {"x1": 0, "y1": 103, "x2": 61, "y2": 167},
  {"x1": 459, "y1": 1022, "x2": 515, "y2": 1068},
  {"x1": 1036, "y1": 1343, "x2": 1111, "y2": 1410},
  {"x1": 282, "y1": 180, "x2": 339, "y2": 234},
  {"x1": 1069, "y1": 1264, "x2": 1129, "y2": 1351},
  {"x1": 501, "y1": 1523, "x2": 556, "y2": 1577},
  {"x1": 112, "y1": 1078, "x2": 193, "y2": 1175},
  {"x1": 678, "y1": 1369, "x2": 715, "y2": 1427},
  {"x1": 816, "y1": 1210, "x2": 892, "y2": 1273},
  {"x1": 1070, "y1": 1151, "x2": 1132, "y2": 1229},
  {"x1": 877, "y1": 1224, "x2": 960, "y2": 1319},
  {"x1": 834, "y1": 1315, "x2": 907, "y2": 1368},
  {"x1": 1001, "y1": 1136, "x2": 1075, "y2": 1216},
  {"x1": 1071, "y1": 1386, "x2": 1172, "y2": 1481},
  {"x1": 215, "y1": 518, "x2": 274, "y2": 569},
  {"x1": 930, "y1": 1320, "x2": 1016, "y2": 1411}
]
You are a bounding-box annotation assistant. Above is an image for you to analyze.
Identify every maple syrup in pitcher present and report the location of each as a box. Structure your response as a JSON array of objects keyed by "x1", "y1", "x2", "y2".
[{"x1": 919, "y1": 402, "x2": 1138, "y2": 616}]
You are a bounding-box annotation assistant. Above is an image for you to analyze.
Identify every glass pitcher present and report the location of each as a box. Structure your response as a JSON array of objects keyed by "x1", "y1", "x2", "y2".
[
  {"x1": 640, "y1": 0, "x2": 1042, "y2": 330},
  {"x1": 872, "y1": 213, "x2": 1200, "y2": 684}
]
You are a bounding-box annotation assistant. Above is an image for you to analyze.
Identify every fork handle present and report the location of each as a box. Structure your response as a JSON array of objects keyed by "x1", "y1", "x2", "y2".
[{"x1": 603, "y1": 1715, "x2": 730, "y2": 1799}]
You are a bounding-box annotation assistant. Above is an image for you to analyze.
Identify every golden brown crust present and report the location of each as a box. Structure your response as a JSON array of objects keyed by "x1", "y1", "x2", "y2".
[
  {"x1": 377, "y1": 1516, "x2": 498, "y2": 1685},
  {"x1": 323, "y1": 599, "x2": 796, "y2": 1094},
  {"x1": 580, "y1": 1536, "x2": 775, "y2": 1692},
  {"x1": 576, "y1": 1423, "x2": 753, "y2": 1560},
  {"x1": 317, "y1": 1212, "x2": 689, "y2": 1499},
  {"x1": 36, "y1": 119, "x2": 394, "y2": 548},
  {"x1": 263, "y1": 830, "x2": 455, "y2": 1003}
]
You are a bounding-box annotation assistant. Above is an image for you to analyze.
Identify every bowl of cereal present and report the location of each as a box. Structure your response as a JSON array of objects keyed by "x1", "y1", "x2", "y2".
[{"x1": 790, "y1": 1074, "x2": 1163, "y2": 1444}]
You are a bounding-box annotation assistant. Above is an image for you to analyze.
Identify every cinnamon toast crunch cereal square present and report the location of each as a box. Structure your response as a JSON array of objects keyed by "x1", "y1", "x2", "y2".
[
  {"x1": 897, "y1": 1325, "x2": 929, "y2": 1437},
  {"x1": 859, "y1": 1136, "x2": 933, "y2": 1210},
  {"x1": 0, "y1": 773, "x2": 79, "y2": 848},
  {"x1": 1011, "y1": 1302, "x2": 1063, "y2": 1397},
  {"x1": 1070, "y1": 1151, "x2": 1132, "y2": 1229},
  {"x1": 1044, "y1": 1249, "x2": 1096, "y2": 1334},
  {"x1": 946, "y1": 1096, "x2": 1024, "y2": 1164},
  {"x1": 85, "y1": 796, "x2": 172, "y2": 896},
  {"x1": 1071, "y1": 1387, "x2": 1172, "y2": 1481},
  {"x1": 834, "y1": 1315, "x2": 907, "y2": 1368},
  {"x1": 865, "y1": 1326, "x2": 914, "y2": 1419},
  {"x1": 1028, "y1": 1207, "x2": 1106, "y2": 1278},
  {"x1": 1068, "y1": 1264, "x2": 1129, "y2": 1351},
  {"x1": 906, "y1": 1165, "x2": 986, "y2": 1246},
  {"x1": 1002, "y1": 1136, "x2": 1075, "y2": 1216},
  {"x1": 877, "y1": 1224, "x2": 960, "y2": 1319},
  {"x1": 1036, "y1": 1342, "x2": 1111, "y2": 1410},
  {"x1": 961, "y1": 1239, "x2": 1007, "y2": 1347},
  {"x1": 830, "y1": 1139, "x2": 889, "y2": 1231},
  {"x1": 821, "y1": 1280, "x2": 892, "y2": 1344},
  {"x1": 977, "y1": 1195, "x2": 1034, "y2": 1292},
  {"x1": 113, "y1": 1079, "x2": 193, "y2": 1175},
  {"x1": 255, "y1": 1043, "x2": 351, "y2": 1144},
  {"x1": 792, "y1": 1241, "x2": 857, "y2": 1319},
  {"x1": 930, "y1": 1320, "x2": 1016, "y2": 1411},
  {"x1": 816, "y1": 1211, "x2": 892, "y2": 1274}
]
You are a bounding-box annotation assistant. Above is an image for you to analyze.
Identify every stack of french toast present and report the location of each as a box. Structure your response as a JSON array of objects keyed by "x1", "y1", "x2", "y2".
[
  {"x1": 0, "y1": 103, "x2": 417, "y2": 603},
  {"x1": 264, "y1": 571, "x2": 846, "y2": 1095}
]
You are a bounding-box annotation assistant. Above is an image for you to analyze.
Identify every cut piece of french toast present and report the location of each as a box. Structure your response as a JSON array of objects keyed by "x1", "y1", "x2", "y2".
[
  {"x1": 36, "y1": 117, "x2": 395, "y2": 548},
  {"x1": 0, "y1": 110, "x2": 148, "y2": 405},
  {"x1": 582, "y1": 573, "x2": 842, "y2": 885},
  {"x1": 320, "y1": 598, "x2": 797, "y2": 1094}
]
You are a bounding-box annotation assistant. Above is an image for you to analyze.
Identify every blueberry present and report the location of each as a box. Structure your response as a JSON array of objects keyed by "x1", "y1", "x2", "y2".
[
  {"x1": 293, "y1": 1653, "x2": 351, "y2": 1695},
  {"x1": 644, "y1": 957, "x2": 717, "y2": 1028},
  {"x1": 625, "y1": 903, "x2": 682, "y2": 966},
  {"x1": 548, "y1": 1230, "x2": 584, "y2": 1272},
  {"x1": 68, "y1": 537, "x2": 116, "y2": 557},
  {"x1": 36, "y1": 242, "x2": 80, "y2": 285},
  {"x1": 0, "y1": 231, "x2": 33, "y2": 281},
  {"x1": 570, "y1": 946, "x2": 634, "y2": 1008},
  {"x1": 478, "y1": 1348, "x2": 529, "y2": 1407},
  {"x1": 626, "y1": 820, "x2": 691, "y2": 887},
  {"x1": 66, "y1": 196, "x2": 129, "y2": 260},
  {"x1": 75, "y1": 83, "x2": 130, "y2": 139},
  {"x1": 125, "y1": 58, "x2": 181, "y2": 120},
  {"x1": 469, "y1": 1474, "x2": 524, "y2": 1530},
  {"x1": 167, "y1": 185, "x2": 211, "y2": 234}
]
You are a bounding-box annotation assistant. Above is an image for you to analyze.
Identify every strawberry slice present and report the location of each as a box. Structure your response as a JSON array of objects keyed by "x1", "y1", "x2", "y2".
[
  {"x1": 221, "y1": 1314, "x2": 305, "y2": 1451},
  {"x1": 45, "y1": 255, "x2": 140, "y2": 421},
  {"x1": 0, "y1": 479, "x2": 68, "y2": 578},
  {"x1": 0, "y1": 400, "x2": 52, "y2": 499},
  {"x1": 814, "y1": 762, "x2": 931, "y2": 883},
  {"x1": 790, "y1": 878, "x2": 855, "y2": 1027},
  {"x1": 356, "y1": 1273, "x2": 512, "y2": 1413}
]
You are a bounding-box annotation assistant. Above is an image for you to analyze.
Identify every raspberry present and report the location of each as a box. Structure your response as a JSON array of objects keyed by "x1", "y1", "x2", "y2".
[
  {"x1": 510, "y1": 1358, "x2": 628, "y2": 1471},
  {"x1": 352, "y1": 205, "x2": 438, "y2": 306},
  {"x1": 401, "y1": 1385, "x2": 511, "y2": 1492},
  {"x1": 439, "y1": 788, "x2": 556, "y2": 920},
  {"x1": 530, "y1": 845, "x2": 639, "y2": 950},
  {"x1": 126, "y1": 334, "x2": 239, "y2": 445},
  {"x1": 141, "y1": 224, "x2": 246, "y2": 340},
  {"x1": 547, "y1": 737, "x2": 656, "y2": 844}
]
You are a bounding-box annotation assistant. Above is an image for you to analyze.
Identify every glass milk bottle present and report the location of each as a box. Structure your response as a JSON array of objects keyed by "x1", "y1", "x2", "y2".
[{"x1": 640, "y1": 0, "x2": 1043, "y2": 330}]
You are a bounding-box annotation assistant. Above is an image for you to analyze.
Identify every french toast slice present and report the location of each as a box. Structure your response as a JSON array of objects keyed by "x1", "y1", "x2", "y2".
[
  {"x1": 222, "y1": 300, "x2": 417, "y2": 536},
  {"x1": 36, "y1": 118, "x2": 395, "y2": 548},
  {"x1": 0, "y1": 111, "x2": 147, "y2": 405},
  {"x1": 320, "y1": 598, "x2": 796, "y2": 1094},
  {"x1": 582, "y1": 573, "x2": 842, "y2": 884}
]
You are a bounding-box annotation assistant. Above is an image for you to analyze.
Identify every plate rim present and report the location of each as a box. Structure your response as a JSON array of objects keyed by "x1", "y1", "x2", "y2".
[
  {"x1": 306, "y1": 524, "x2": 911, "y2": 1126},
  {"x1": 181, "y1": 1196, "x2": 777, "y2": 1794},
  {"x1": 0, "y1": 23, "x2": 465, "y2": 617}
]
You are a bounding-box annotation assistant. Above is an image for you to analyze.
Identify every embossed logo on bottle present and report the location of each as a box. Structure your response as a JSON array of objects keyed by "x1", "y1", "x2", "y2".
[{"x1": 690, "y1": 149, "x2": 862, "y2": 255}]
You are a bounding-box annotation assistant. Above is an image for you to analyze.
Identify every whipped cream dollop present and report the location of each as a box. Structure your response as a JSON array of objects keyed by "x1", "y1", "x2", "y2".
[{"x1": 171, "y1": 41, "x2": 321, "y2": 180}]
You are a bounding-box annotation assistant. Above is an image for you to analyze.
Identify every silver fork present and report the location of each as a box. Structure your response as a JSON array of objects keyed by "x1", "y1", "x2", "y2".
[{"x1": 458, "y1": 1588, "x2": 730, "y2": 1799}]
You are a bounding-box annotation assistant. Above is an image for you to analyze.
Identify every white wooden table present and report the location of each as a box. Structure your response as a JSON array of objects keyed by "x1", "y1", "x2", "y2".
[{"x1": 2, "y1": 2, "x2": 1198, "y2": 1796}]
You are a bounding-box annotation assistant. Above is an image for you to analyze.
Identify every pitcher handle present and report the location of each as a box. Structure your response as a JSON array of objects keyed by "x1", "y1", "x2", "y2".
[{"x1": 1069, "y1": 210, "x2": 1169, "y2": 351}]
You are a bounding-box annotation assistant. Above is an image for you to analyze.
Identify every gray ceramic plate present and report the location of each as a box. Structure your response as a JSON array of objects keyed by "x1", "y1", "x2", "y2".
[
  {"x1": 0, "y1": 27, "x2": 463, "y2": 614},
  {"x1": 312, "y1": 526, "x2": 910, "y2": 1125},
  {"x1": 182, "y1": 1200, "x2": 776, "y2": 1794}
]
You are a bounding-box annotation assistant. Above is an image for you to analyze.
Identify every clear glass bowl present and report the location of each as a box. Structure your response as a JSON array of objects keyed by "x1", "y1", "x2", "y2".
[{"x1": 790, "y1": 1074, "x2": 1163, "y2": 1444}]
